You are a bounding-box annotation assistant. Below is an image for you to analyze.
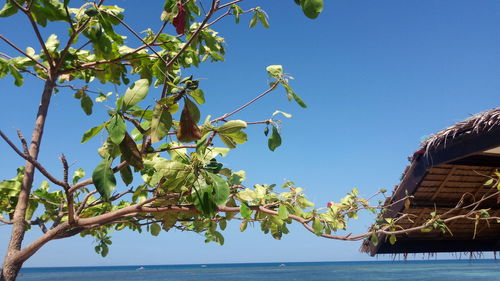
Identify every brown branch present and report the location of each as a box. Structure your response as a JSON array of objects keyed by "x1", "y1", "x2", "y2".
[
  {"x1": 211, "y1": 82, "x2": 279, "y2": 123},
  {"x1": 60, "y1": 154, "x2": 69, "y2": 187},
  {"x1": 0, "y1": 217, "x2": 13, "y2": 225},
  {"x1": 16, "y1": 130, "x2": 29, "y2": 155},
  {"x1": 218, "y1": 0, "x2": 244, "y2": 10},
  {"x1": 150, "y1": 145, "x2": 197, "y2": 154},
  {"x1": 25, "y1": 14, "x2": 55, "y2": 69},
  {"x1": 123, "y1": 115, "x2": 146, "y2": 135},
  {"x1": 0, "y1": 34, "x2": 47, "y2": 71},
  {"x1": 206, "y1": 4, "x2": 255, "y2": 28},
  {"x1": 76, "y1": 190, "x2": 97, "y2": 215},
  {"x1": 59, "y1": 53, "x2": 153, "y2": 74},
  {"x1": 0, "y1": 130, "x2": 66, "y2": 188},
  {"x1": 103, "y1": 11, "x2": 168, "y2": 66},
  {"x1": 16, "y1": 223, "x2": 71, "y2": 262},
  {"x1": 246, "y1": 120, "x2": 271, "y2": 125}
]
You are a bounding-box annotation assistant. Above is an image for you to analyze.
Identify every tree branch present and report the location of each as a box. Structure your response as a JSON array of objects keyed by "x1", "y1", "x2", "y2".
[
  {"x1": 0, "y1": 34, "x2": 47, "y2": 71},
  {"x1": 0, "y1": 130, "x2": 66, "y2": 188},
  {"x1": 212, "y1": 81, "x2": 279, "y2": 123}
]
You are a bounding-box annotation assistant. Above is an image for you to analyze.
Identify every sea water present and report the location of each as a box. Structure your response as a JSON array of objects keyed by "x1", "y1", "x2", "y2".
[{"x1": 17, "y1": 260, "x2": 500, "y2": 281}]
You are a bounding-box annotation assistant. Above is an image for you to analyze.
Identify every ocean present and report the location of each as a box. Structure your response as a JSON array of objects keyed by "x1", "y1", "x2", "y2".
[{"x1": 17, "y1": 260, "x2": 500, "y2": 281}]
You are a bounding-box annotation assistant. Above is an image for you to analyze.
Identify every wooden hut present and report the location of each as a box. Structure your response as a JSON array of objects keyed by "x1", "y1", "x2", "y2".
[{"x1": 362, "y1": 108, "x2": 500, "y2": 256}]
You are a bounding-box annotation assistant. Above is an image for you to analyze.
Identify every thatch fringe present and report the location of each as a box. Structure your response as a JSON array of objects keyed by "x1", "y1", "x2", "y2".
[{"x1": 422, "y1": 108, "x2": 500, "y2": 151}]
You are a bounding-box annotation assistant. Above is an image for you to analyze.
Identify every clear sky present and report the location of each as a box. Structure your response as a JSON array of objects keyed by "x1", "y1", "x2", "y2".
[{"x1": 0, "y1": 0, "x2": 499, "y2": 267}]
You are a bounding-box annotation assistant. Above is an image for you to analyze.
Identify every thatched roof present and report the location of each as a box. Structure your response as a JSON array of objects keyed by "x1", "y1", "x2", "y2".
[
  {"x1": 423, "y1": 108, "x2": 500, "y2": 150},
  {"x1": 362, "y1": 108, "x2": 500, "y2": 256}
]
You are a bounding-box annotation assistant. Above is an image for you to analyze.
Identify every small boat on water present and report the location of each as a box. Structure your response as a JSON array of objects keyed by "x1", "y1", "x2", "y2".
[
  {"x1": 136, "y1": 266, "x2": 145, "y2": 270},
  {"x1": 279, "y1": 264, "x2": 286, "y2": 267},
  {"x1": 201, "y1": 265, "x2": 208, "y2": 268}
]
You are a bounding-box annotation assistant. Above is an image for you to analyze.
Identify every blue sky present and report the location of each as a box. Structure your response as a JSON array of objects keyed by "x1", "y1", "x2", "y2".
[{"x1": 0, "y1": 0, "x2": 499, "y2": 267}]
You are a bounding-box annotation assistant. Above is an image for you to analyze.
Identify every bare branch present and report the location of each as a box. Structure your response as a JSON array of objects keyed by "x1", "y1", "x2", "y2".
[
  {"x1": 0, "y1": 34, "x2": 47, "y2": 71},
  {"x1": 23, "y1": 13, "x2": 55, "y2": 68},
  {"x1": 212, "y1": 81, "x2": 279, "y2": 123},
  {"x1": 0, "y1": 130, "x2": 66, "y2": 188},
  {"x1": 103, "y1": 11, "x2": 168, "y2": 65},
  {"x1": 76, "y1": 190, "x2": 97, "y2": 215}
]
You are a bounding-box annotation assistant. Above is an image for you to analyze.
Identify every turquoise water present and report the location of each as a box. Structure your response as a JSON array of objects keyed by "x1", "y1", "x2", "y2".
[{"x1": 18, "y1": 260, "x2": 500, "y2": 281}]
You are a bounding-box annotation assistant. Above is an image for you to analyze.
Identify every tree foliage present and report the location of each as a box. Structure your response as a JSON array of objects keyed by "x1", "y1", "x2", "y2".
[
  {"x1": 1, "y1": 0, "x2": 491, "y2": 280},
  {"x1": 0, "y1": 1, "x2": 377, "y2": 279}
]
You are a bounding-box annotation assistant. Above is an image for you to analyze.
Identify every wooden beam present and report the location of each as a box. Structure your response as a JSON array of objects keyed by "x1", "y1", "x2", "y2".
[
  {"x1": 472, "y1": 168, "x2": 497, "y2": 198},
  {"x1": 430, "y1": 167, "x2": 457, "y2": 201},
  {"x1": 377, "y1": 238, "x2": 500, "y2": 254}
]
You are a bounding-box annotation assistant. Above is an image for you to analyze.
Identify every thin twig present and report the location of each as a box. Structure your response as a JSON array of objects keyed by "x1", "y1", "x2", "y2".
[{"x1": 212, "y1": 81, "x2": 279, "y2": 123}]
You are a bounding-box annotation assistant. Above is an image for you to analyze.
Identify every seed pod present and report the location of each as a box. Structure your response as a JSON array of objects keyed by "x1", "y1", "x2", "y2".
[
  {"x1": 173, "y1": 1, "x2": 186, "y2": 35},
  {"x1": 177, "y1": 102, "x2": 202, "y2": 143}
]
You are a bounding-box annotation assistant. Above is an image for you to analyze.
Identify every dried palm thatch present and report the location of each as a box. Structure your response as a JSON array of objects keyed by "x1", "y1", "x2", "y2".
[
  {"x1": 423, "y1": 107, "x2": 500, "y2": 151},
  {"x1": 362, "y1": 107, "x2": 500, "y2": 256}
]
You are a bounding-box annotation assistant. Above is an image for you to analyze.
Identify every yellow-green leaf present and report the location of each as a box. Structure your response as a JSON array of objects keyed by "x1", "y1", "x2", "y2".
[{"x1": 122, "y1": 79, "x2": 150, "y2": 111}]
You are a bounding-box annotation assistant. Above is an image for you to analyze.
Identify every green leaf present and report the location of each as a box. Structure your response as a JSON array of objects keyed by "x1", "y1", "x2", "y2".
[
  {"x1": 0, "y1": 1, "x2": 18, "y2": 17},
  {"x1": 239, "y1": 220, "x2": 248, "y2": 232},
  {"x1": 189, "y1": 89, "x2": 205, "y2": 104},
  {"x1": 150, "y1": 103, "x2": 172, "y2": 143},
  {"x1": 240, "y1": 202, "x2": 251, "y2": 220},
  {"x1": 258, "y1": 11, "x2": 270, "y2": 28},
  {"x1": 8, "y1": 65, "x2": 23, "y2": 86},
  {"x1": 484, "y1": 178, "x2": 494, "y2": 186},
  {"x1": 72, "y1": 168, "x2": 85, "y2": 184},
  {"x1": 278, "y1": 204, "x2": 289, "y2": 220},
  {"x1": 312, "y1": 218, "x2": 323, "y2": 236},
  {"x1": 106, "y1": 114, "x2": 126, "y2": 144},
  {"x1": 272, "y1": 110, "x2": 292, "y2": 119},
  {"x1": 92, "y1": 159, "x2": 117, "y2": 200},
  {"x1": 266, "y1": 65, "x2": 283, "y2": 78},
  {"x1": 301, "y1": 0, "x2": 323, "y2": 19},
  {"x1": 219, "y1": 219, "x2": 227, "y2": 230},
  {"x1": 81, "y1": 94, "x2": 93, "y2": 115},
  {"x1": 206, "y1": 173, "x2": 229, "y2": 205},
  {"x1": 249, "y1": 13, "x2": 258, "y2": 28},
  {"x1": 292, "y1": 92, "x2": 307, "y2": 108},
  {"x1": 45, "y1": 34, "x2": 59, "y2": 54},
  {"x1": 389, "y1": 234, "x2": 397, "y2": 245},
  {"x1": 101, "y1": 244, "x2": 109, "y2": 257},
  {"x1": 151, "y1": 223, "x2": 161, "y2": 236},
  {"x1": 237, "y1": 188, "x2": 256, "y2": 202},
  {"x1": 218, "y1": 120, "x2": 247, "y2": 134},
  {"x1": 95, "y1": 91, "x2": 112, "y2": 102},
  {"x1": 119, "y1": 133, "x2": 143, "y2": 170},
  {"x1": 231, "y1": 4, "x2": 242, "y2": 23},
  {"x1": 219, "y1": 134, "x2": 236, "y2": 149},
  {"x1": 371, "y1": 232, "x2": 379, "y2": 246},
  {"x1": 119, "y1": 164, "x2": 133, "y2": 186},
  {"x1": 213, "y1": 231, "x2": 225, "y2": 245},
  {"x1": 81, "y1": 123, "x2": 106, "y2": 143},
  {"x1": 98, "y1": 139, "x2": 121, "y2": 159},
  {"x1": 268, "y1": 126, "x2": 282, "y2": 151},
  {"x1": 122, "y1": 79, "x2": 150, "y2": 111},
  {"x1": 25, "y1": 199, "x2": 38, "y2": 220},
  {"x1": 225, "y1": 130, "x2": 247, "y2": 144}
]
